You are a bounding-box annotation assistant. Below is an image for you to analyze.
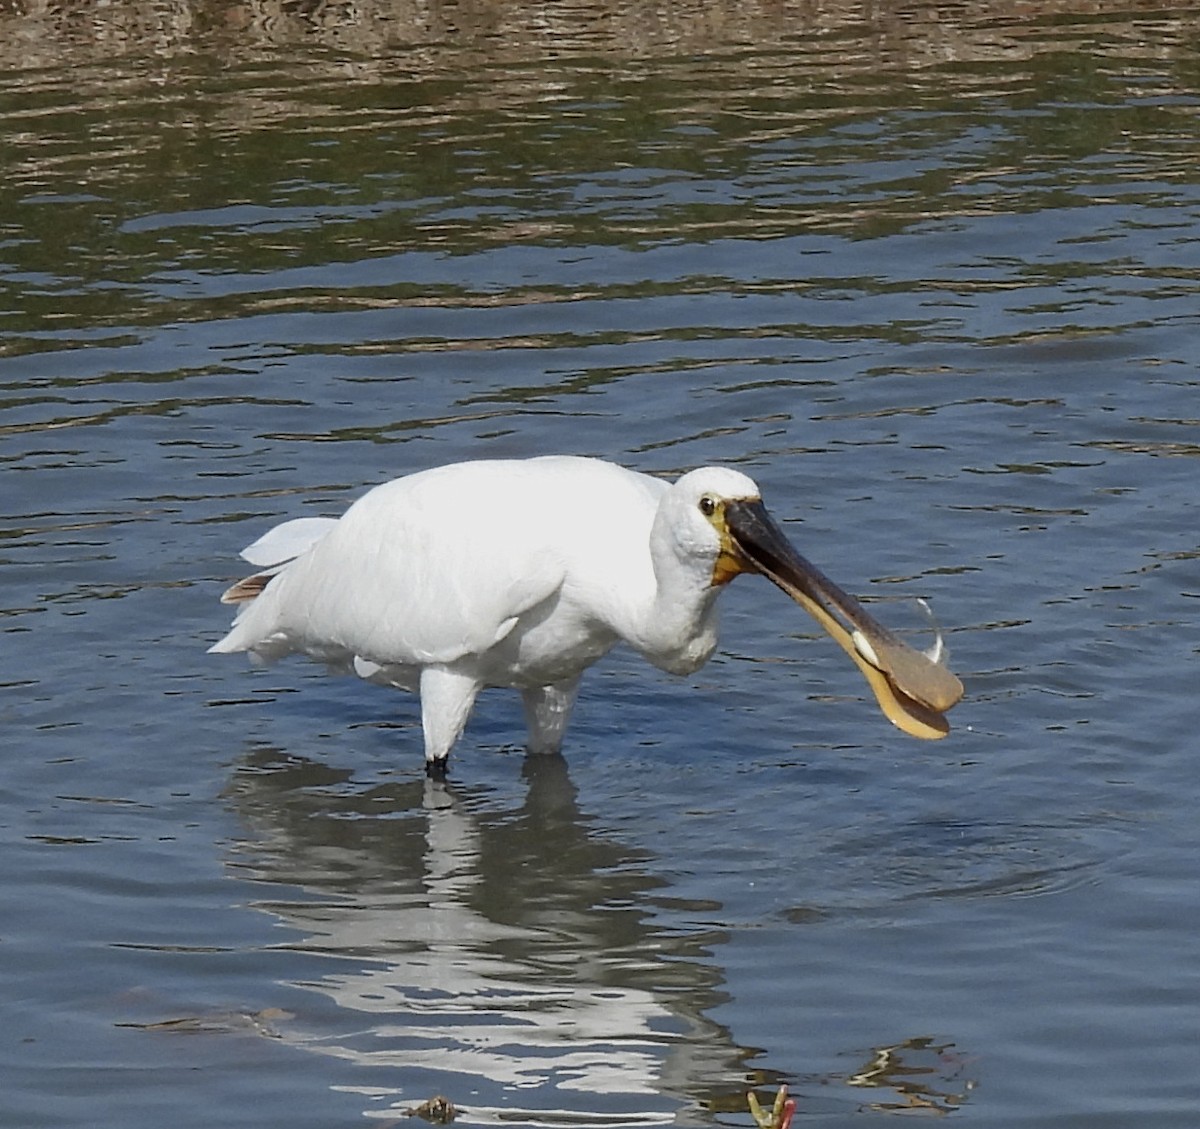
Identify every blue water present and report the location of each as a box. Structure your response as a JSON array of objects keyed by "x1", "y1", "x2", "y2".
[{"x1": 2, "y1": 5, "x2": 1200, "y2": 1126}]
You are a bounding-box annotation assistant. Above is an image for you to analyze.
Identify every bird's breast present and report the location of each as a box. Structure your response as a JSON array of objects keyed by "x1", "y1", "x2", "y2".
[{"x1": 477, "y1": 601, "x2": 619, "y2": 689}]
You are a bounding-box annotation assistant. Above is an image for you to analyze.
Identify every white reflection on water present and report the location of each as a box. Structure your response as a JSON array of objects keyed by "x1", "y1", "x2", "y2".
[
  {"x1": 224, "y1": 748, "x2": 990, "y2": 1124},
  {"x1": 228, "y1": 755, "x2": 743, "y2": 1125},
  {"x1": 296, "y1": 785, "x2": 679, "y2": 1121}
]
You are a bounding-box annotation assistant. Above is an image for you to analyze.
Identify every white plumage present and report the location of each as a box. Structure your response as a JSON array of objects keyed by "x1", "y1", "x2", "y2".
[{"x1": 211, "y1": 456, "x2": 962, "y2": 771}]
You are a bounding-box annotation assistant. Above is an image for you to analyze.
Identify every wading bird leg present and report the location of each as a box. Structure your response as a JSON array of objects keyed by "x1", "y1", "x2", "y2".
[
  {"x1": 522, "y1": 677, "x2": 581, "y2": 756},
  {"x1": 420, "y1": 665, "x2": 480, "y2": 775}
]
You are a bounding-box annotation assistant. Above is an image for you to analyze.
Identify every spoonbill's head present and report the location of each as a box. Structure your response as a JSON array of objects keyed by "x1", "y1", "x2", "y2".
[{"x1": 670, "y1": 467, "x2": 965, "y2": 739}]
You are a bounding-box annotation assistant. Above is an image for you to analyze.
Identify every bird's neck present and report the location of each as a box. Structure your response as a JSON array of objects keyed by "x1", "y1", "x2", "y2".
[{"x1": 624, "y1": 541, "x2": 722, "y2": 675}]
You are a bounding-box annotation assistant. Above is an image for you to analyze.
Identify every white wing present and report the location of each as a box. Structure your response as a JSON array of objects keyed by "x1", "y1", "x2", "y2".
[
  {"x1": 240, "y1": 517, "x2": 339, "y2": 566},
  {"x1": 212, "y1": 459, "x2": 623, "y2": 666}
]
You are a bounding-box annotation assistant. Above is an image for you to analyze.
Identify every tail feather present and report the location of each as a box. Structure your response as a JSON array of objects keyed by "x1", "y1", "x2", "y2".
[
  {"x1": 220, "y1": 568, "x2": 281, "y2": 605},
  {"x1": 240, "y1": 516, "x2": 339, "y2": 567},
  {"x1": 211, "y1": 515, "x2": 338, "y2": 654},
  {"x1": 216, "y1": 514, "x2": 339, "y2": 606}
]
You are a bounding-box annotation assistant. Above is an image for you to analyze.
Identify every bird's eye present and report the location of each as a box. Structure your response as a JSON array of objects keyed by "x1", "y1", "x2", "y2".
[{"x1": 698, "y1": 495, "x2": 717, "y2": 517}]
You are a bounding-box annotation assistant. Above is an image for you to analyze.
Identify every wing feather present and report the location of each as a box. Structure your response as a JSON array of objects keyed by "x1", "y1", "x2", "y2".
[
  {"x1": 212, "y1": 461, "x2": 575, "y2": 665},
  {"x1": 240, "y1": 517, "x2": 339, "y2": 566}
]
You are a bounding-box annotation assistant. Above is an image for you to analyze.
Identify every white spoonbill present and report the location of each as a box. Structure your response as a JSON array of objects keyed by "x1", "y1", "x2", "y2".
[{"x1": 210, "y1": 456, "x2": 963, "y2": 772}]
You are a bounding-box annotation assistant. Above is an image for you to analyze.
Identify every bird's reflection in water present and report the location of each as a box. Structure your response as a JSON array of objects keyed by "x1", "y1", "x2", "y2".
[
  {"x1": 223, "y1": 749, "x2": 762, "y2": 1125},
  {"x1": 224, "y1": 751, "x2": 977, "y2": 1123}
]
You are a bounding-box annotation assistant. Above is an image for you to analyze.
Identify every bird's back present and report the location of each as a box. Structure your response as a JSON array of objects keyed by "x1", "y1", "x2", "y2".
[{"x1": 211, "y1": 456, "x2": 667, "y2": 671}]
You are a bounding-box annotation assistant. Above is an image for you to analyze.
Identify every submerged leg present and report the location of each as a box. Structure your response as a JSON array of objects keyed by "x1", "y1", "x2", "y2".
[
  {"x1": 521, "y1": 677, "x2": 581, "y2": 756},
  {"x1": 419, "y1": 665, "x2": 481, "y2": 774}
]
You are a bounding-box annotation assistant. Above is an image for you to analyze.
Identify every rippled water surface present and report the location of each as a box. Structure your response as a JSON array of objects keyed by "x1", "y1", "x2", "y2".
[{"x1": 3, "y1": 3, "x2": 1200, "y2": 1126}]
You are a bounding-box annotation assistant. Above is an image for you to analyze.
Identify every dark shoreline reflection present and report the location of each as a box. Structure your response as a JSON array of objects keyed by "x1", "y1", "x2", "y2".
[
  {"x1": 3, "y1": 0, "x2": 1199, "y2": 74},
  {"x1": 222, "y1": 748, "x2": 762, "y2": 1125}
]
